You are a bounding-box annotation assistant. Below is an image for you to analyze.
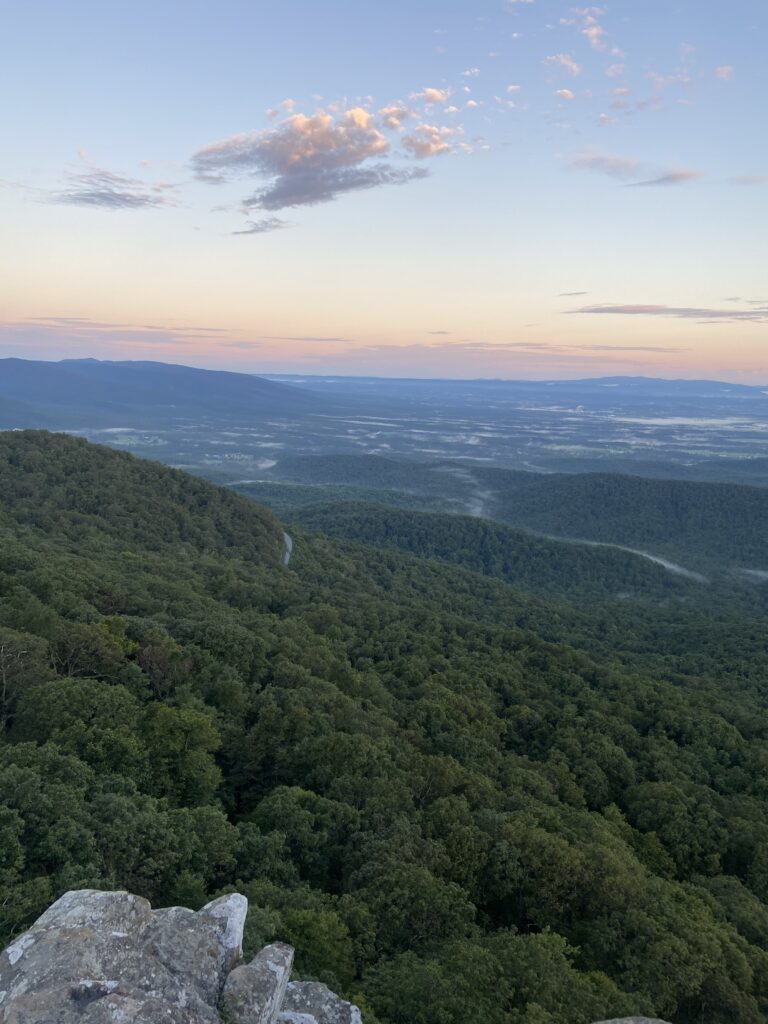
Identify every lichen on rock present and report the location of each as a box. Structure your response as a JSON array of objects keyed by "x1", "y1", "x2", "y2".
[{"x1": 0, "y1": 889, "x2": 362, "y2": 1024}]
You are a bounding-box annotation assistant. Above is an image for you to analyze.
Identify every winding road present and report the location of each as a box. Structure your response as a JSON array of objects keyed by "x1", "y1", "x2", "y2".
[
  {"x1": 550, "y1": 534, "x2": 709, "y2": 583},
  {"x1": 281, "y1": 531, "x2": 293, "y2": 566}
]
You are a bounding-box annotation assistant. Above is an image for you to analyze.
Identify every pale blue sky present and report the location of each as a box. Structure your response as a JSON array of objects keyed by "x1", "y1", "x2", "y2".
[{"x1": 1, "y1": 1, "x2": 766, "y2": 379}]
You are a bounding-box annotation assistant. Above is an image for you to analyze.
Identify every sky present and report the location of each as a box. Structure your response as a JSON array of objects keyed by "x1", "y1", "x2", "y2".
[{"x1": 1, "y1": 0, "x2": 766, "y2": 381}]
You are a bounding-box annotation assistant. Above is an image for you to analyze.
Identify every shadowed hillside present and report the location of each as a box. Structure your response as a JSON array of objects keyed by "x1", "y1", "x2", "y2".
[
  {"x1": 292, "y1": 502, "x2": 700, "y2": 602},
  {"x1": 267, "y1": 454, "x2": 768, "y2": 570}
]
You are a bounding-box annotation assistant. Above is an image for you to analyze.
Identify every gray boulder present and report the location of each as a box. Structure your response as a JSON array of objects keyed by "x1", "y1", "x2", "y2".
[
  {"x1": 0, "y1": 890, "x2": 363, "y2": 1024},
  {"x1": 279, "y1": 981, "x2": 363, "y2": 1024},
  {"x1": 0, "y1": 889, "x2": 245, "y2": 1023},
  {"x1": 221, "y1": 942, "x2": 294, "y2": 1024},
  {"x1": 142, "y1": 894, "x2": 248, "y2": 1006}
]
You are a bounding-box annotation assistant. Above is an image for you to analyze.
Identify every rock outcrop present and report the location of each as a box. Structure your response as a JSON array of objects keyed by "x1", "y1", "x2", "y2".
[
  {"x1": 279, "y1": 981, "x2": 362, "y2": 1024},
  {"x1": 592, "y1": 1019, "x2": 673, "y2": 1024},
  {"x1": 0, "y1": 889, "x2": 361, "y2": 1024}
]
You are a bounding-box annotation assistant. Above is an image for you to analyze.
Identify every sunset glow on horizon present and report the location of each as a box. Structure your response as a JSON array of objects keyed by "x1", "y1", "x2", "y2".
[{"x1": 1, "y1": 1, "x2": 766, "y2": 381}]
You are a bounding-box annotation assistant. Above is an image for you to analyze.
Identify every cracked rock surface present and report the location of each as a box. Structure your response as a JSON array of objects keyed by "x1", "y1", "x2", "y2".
[
  {"x1": 278, "y1": 981, "x2": 363, "y2": 1024},
  {"x1": 0, "y1": 889, "x2": 360, "y2": 1024},
  {"x1": 591, "y1": 1019, "x2": 674, "y2": 1023}
]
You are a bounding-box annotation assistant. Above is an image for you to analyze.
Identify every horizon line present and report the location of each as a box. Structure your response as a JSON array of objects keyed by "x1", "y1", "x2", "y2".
[{"x1": 2, "y1": 354, "x2": 768, "y2": 389}]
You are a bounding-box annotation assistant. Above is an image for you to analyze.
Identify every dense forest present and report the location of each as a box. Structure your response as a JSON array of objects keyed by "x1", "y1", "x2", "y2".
[
  {"x1": 4, "y1": 432, "x2": 768, "y2": 1023},
  {"x1": 264, "y1": 453, "x2": 768, "y2": 571},
  {"x1": 292, "y1": 502, "x2": 699, "y2": 602}
]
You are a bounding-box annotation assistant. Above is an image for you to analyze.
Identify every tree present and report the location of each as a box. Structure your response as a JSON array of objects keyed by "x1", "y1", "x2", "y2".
[{"x1": 0, "y1": 627, "x2": 50, "y2": 729}]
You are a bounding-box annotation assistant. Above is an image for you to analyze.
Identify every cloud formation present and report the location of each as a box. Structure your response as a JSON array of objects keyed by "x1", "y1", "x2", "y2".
[
  {"x1": 250, "y1": 163, "x2": 427, "y2": 210},
  {"x1": 313, "y1": 338, "x2": 688, "y2": 378},
  {"x1": 193, "y1": 108, "x2": 388, "y2": 183},
  {"x1": 410, "y1": 87, "x2": 451, "y2": 105},
  {"x1": 545, "y1": 54, "x2": 582, "y2": 76},
  {"x1": 378, "y1": 104, "x2": 413, "y2": 130},
  {"x1": 569, "y1": 303, "x2": 768, "y2": 323},
  {"x1": 569, "y1": 150, "x2": 641, "y2": 179},
  {"x1": 575, "y1": 6, "x2": 607, "y2": 50},
  {"x1": 50, "y1": 167, "x2": 177, "y2": 209},
  {"x1": 0, "y1": 316, "x2": 233, "y2": 358},
  {"x1": 233, "y1": 217, "x2": 287, "y2": 235},
  {"x1": 569, "y1": 150, "x2": 701, "y2": 187},
  {"x1": 629, "y1": 170, "x2": 702, "y2": 187},
  {"x1": 193, "y1": 106, "x2": 434, "y2": 215},
  {"x1": 402, "y1": 123, "x2": 457, "y2": 158},
  {"x1": 262, "y1": 334, "x2": 354, "y2": 343}
]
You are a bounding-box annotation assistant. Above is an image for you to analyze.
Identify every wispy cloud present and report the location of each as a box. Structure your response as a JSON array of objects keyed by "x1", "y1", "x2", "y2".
[
  {"x1": 647, "y1": 69, "x2": 692, "y2": 92},
  {"x1": 266, "y1": 98, "x2": 296, "y2": 120},
  {"x1": 555, "y1": 89, "x2": 576, "y2": 101},
  {"x1": 233, "y1": 217, "x2": 288, "y2": 235},
  {"x1": 0, "y1": 316, "x2": 236, "y2": 357},
  {"x1": 568, "y1": 149, "x2": 701, "y2": 187},
  {"x1": 307, "y1": 338, "x2": 688, "y2": 377},
  {"x1": 581, "y1": 343, "x2": 683, "y2": 352},
  {"x1": 576, "y1": 5, "x2": 607, "y2": 50},
  {"x1": 569, "y1": 303, "x2": 768, "y2": 323},
  {"x1": 251, "y1": 164, "x2": 427, "y2": 210},
  {"x1": 545, "y1": 53, "x2": 582, "y2": 76},
  {"x1": 49, "y1": 167, "x2": 178, "y2": 209},
  {"x1": 568, "y1": 150, "x2": 641, "y2": 180},
  {"x1": 262, "y1": 335, "x2": 354, "y2": 343},
  {"x1": 715, "y1": 65, "x2": 734, "y2": 80},
  {"x1": 629, "y1": 170, "x2": 702, "y2": 187},
  {"x1": 25, "y1": 316, "x2": 226, "y2": 334}
]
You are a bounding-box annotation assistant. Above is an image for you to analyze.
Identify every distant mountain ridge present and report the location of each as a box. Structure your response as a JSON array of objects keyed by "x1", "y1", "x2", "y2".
[
  {"x1": 0, "y1": 357, "x2": 322, "y2": 427},
  {"x1": 265, "y1": 371, "x2": 768, "y2": 403},
  {"x1": 4, "y1": 359, "x2": 768, "y2": 486}
]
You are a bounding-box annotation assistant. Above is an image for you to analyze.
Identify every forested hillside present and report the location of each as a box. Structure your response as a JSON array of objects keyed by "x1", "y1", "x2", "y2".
[
  {"x1": 265, "y1": 453, "x2": 768, "y2": 570},
  {"x1": 480, "y1": 470, "x2": 768, "y2": 570},
  {"x1": 292, "y1": 502, "x2": 699, "y2": 602},
  {"x1": 3, "y1": 432, "x2": 768, "y2": 1023}
]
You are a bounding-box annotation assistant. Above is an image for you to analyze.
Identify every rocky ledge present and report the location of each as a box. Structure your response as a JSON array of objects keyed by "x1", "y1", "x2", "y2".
[{"x1": 0, "y1": 889, "x2": 361, "y2": 1023}]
